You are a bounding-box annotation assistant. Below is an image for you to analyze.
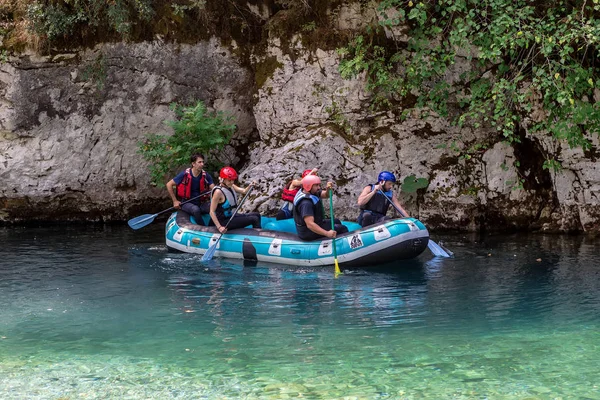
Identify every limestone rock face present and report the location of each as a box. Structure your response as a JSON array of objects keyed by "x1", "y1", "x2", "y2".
[
  {"x1": 243, "y1": 37, "x2": 598, "y2": 233},
  {"x1": 1, "y1": 1, "x2": 599, "y2": 232},
  {"x1": 0, "y1": 40, "x2": 256, "y2": 222}
]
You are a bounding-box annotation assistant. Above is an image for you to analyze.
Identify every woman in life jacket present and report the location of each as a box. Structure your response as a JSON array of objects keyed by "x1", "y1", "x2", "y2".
[
  {"x1": 357, "y1": 171, "x2": 409, "y2": 227},
  {"x1": 209, "y1": 166, "x2": 262, "y2": 232},
  {"x1": 276, "y1": 168, "x2": 318, "y2": 220}
]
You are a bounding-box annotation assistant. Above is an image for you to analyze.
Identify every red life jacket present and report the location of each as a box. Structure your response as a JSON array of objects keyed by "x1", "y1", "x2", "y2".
[
  {"x1": 281, "y1": 181, "x2": 300, "y2": 202},
  {"x1": 176, "y1": 168, "x2": 208, "y2": 202}
]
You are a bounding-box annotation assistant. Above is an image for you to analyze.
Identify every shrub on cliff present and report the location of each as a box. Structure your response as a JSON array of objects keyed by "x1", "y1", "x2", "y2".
[
  {"x1": 139, "y1": 101, "x2": 235, "y2": 185},
  {"x1": 338, "y1": 0, "x2": 600, "y2": 169}
]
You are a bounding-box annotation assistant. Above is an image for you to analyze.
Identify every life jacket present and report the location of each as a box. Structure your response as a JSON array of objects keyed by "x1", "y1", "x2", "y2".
[
  {"x1": 281, "y1": 180, "x2": 300, "y2": 203},
  {"x1": 176, "y1": 168, "x2": 209, "y2": 202},
  {"x1": 293, "y1": 191, "x2": 323, "y2": 227},
  {"x1": 360, "y1": 184, "x2": 392, "y2": 216},
  {"x1": 213, "y1": 185, "x2": 238, "y2": 218}
]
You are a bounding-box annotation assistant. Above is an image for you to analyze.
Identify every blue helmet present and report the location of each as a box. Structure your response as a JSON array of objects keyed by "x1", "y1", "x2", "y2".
[{"x1": 378, "y1": 171, "x2": 396, "y2": 183}]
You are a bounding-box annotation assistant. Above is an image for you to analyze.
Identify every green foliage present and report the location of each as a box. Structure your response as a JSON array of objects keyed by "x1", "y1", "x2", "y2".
[
  {"x1": 81, "y1": 54, "x2": 107, "y2": 91},
  {"x1": 171, "y1": 0, "x2": 206, "y2": 18},
  {"x1": 0, "y1": 49, "x2": 8, "y2": 63},
  {"x1": 324, "y1": 99, "x2": 351, "y2": 133},
  {"x1": 338, "y1": 0, "x2": 600, "y2": 151},
  {"x1": 139, "y1": 101, "x2": 236, "y2": 184},
  {"x1": 301, "y1": 21, "x2": 317, "y2": 33},
  {"x1": 401, "y1": 174, "x2": 429, "y2": 193},
  {"x1": 542, "y1": 158, "x2": 563, "y2": 172},
  {"x1": 26, "y1": 0, "x2": 154, "y2": 40}
]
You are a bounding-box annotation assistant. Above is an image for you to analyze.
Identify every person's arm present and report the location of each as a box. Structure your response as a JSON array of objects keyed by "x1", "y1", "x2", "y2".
[
  {"x1": 357, "y1": 182, "x2": 383, "y2": 206},
  {"x1": 209, "y1": 190, "x2": 227, "y2": 233},
  {"x1": 392, "y1": 195, "x2": 409, "y2": 217},
  {"x1": 291, "y1": 167, "x2": 318, "y2": 187},
  {"x1": 320, "y1": 181, "x2": 334, "y2": 199},
  {"x1": 206, "y1": 173, "x2": 215, "y2": 190},
  {"x1": 166, "y1": 179, "x2": 181, "y2": 209},
  {"x1": 304, "y1": 215, "x2": 336, "y2": 238},
  {"x1": 233, "y1": 181, "x2": 256, "y2": 195}
]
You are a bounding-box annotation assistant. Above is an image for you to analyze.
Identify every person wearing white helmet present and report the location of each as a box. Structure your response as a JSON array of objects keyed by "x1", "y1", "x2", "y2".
[
  {"x1": 357, "y1": 171, "x2": 409, "y2": 227},
  {"x1": 293, "y1": 174, "x2": 348, "y2": 241}
]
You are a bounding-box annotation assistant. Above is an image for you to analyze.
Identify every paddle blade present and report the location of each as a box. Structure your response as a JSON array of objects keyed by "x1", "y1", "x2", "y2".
[
  {"x1": 428, "y1": 240, "x2": 451, "y2": 258},
  {"x1": 201, "y1": 243, "x2": 218, "y2": 262},
  {"x1": 334, "y1": 259, "x2": 341, "y2": 276},
  {"x1": 127, "y1": 214, "x2": 156, "y2": 230}
]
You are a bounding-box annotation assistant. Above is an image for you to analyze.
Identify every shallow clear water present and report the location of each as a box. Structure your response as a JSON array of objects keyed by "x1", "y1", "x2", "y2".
[{"x1": 0, "y1": 225, "x2": 599, "y2": 399}]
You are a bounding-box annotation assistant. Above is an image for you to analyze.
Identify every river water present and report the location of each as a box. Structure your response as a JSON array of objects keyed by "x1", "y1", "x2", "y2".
[{"x1": 0, "y1": 224, "x2": 599, "y2": 399}]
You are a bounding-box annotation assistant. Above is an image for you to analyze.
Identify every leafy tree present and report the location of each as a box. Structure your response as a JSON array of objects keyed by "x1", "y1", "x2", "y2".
[
  {"x1": 338, "y1": 0, "x2": 600, "y2": 170},
  {"x1": 139, "y1": 101, "x2": 235, "y2": 184}
]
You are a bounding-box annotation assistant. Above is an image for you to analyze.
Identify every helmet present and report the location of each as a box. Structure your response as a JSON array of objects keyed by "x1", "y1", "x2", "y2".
[
  {"x1": 302, "y1": 169, "x2": 316, "y2": 178},
  {"x1": 378, "y1": 171, "x2": 396, "y2": 183},
  {"x1": 220, "y1": 166, "x2": 238, "y2": 180},
  {"x1": 302, "y1": 175, "x2": 321, "y2": 191}
]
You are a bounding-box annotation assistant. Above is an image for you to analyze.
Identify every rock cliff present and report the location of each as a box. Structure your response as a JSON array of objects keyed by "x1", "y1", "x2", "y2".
[{"x1": 1, "y1": 1, "x2": 599, "y2": 232}]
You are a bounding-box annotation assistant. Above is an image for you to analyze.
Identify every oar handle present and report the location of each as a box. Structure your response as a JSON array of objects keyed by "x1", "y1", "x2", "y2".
[
  {"x1": 221, "y1": 185, "x2": 254, "y2": 231},
  {"x1": 201, "y1": 185, "x2": 255, "y2": 262},
  {"x1": 160, "y1": 189, "x2": 212, "y2": 217},
  {"x1": 328, "y1": 190, "x2": 341, "y2": 275},
  {"x1": 378, "y1": 189, "x2": 406, "y2": 217}
]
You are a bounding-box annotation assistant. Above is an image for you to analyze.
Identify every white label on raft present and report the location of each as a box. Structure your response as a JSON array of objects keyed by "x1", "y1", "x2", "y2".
[
  {"x1": 347, "y1": 234, "x2": 364, "y2": 249},
  {"x1": 374, "y1": 225, "x2": 391, "y2": 241},
  {"x1": 167, "y1": 220, "x2": 176, "y2": 232},
  {"x1": 208, "y1": 234, "x2": 221, "y2": 249},
  {"x1": 268, "y1": 239, "x2": 282, "y2": 256},
  {"x1": 318, "y1": 240, "x2": 333, "y2": 256},
  {"x1": 167, "y1": 214, "x2": 176, "y2": 225},
  {"x1": 173, "y1": 229, "x2": 184, "y2": 242}
]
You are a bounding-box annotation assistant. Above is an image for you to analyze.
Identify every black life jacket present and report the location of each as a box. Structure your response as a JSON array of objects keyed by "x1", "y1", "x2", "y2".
[
  {"x1": 360, "y1": 184, "x2": 392, "y2": 215},
  {"x1": 293, "y1": 192, "x2": 323, "y2": 227}
]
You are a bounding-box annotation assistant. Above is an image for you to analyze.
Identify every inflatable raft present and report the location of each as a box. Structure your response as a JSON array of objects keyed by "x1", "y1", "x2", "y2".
[{"x1": 165, "y1": 211, "x2": 429, "y2": 267}]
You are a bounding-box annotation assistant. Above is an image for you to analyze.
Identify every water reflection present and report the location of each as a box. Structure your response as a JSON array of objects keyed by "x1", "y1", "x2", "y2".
[{"x1": 152, "y1": 232, "x2": 600, "y2": 340}]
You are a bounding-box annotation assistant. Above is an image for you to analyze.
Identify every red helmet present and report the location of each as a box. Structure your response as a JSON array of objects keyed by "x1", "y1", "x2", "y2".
[
  {"x1": 302, "y1": 169, "x2": 316, "y2": 178},
  {"x1": 219, "y1": 166, "x2": 238, "y2": 180},
  {"x1": 302, "y1": 175, "x2": 321, "y2": 191}
]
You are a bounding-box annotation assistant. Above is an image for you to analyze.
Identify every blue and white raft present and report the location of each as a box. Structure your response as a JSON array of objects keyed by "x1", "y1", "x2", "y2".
[{"x1": 165, "y1": 211, "x2": 429, "y2": 267}]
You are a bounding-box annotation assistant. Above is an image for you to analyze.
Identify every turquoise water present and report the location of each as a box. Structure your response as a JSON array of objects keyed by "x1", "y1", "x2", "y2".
[{"x1": 0, "y1": 225, "x2": 599, "y2": 399}]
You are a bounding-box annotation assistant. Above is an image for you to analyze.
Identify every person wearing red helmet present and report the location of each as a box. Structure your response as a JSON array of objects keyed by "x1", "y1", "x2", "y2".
[
  {"x1": 293, "y1": 174, "x2": 348, "y2": 241},
  {"x1": 276, "y1": 167, "x2": 318, "y2": 220},
  {"x1": 209, "y1": 166, "x2": 261, "y2": 232},
  {"x1": 166, "y1": 153, "x2": 215, "y2": 225},
  {"x1": 357, "y1": 171, "x2": 409, "y2": 227}
]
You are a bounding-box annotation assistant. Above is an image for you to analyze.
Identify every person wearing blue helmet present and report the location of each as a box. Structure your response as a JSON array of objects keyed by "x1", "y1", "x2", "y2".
[{"x1": 357, "y1": 171, "x2": 409, "y2": 227}]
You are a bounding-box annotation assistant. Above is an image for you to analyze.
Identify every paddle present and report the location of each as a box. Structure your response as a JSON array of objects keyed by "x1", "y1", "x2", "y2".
[
  {"x1": 328, "y1": 189, "x2": 342, "y2": 275},
  {"x1": 377, "y1": 189, "x2": 452, "y2": 258},
  {"x1": 201, "y1": 185, "x2": 255, "y2": 262},
  {"x1": 127, "y1": 190, "x2": 212, "y2": 230}
]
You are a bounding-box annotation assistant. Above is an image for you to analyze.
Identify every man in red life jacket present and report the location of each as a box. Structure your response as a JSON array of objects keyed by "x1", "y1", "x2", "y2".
[{"x1": 166, "y1": 153, "x2": 215, "y2": 225}]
